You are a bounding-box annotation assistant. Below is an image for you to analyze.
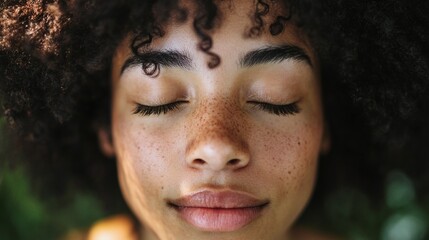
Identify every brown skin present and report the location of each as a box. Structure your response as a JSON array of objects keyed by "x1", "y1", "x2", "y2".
[{"x1": 99, "y1": 1, "x2": 329, "y2": 239}]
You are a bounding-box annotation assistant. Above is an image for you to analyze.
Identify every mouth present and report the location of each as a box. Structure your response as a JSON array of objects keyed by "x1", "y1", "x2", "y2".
[{"x1": 168, "y1": 190, "x2": 269, "y2": 232}]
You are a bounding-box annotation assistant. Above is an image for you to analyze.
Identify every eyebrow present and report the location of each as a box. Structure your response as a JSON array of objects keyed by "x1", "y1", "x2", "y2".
[
  {"x1": 121, "y1": 50, "x2": 193, "y2": 74},
  {"x1": 239, "y1": 45, "x2": 312, "y2": 68}
]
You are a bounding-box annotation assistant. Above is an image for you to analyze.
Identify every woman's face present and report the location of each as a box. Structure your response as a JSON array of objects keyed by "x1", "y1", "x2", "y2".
[{"x1": 103, "y1": 1, "x2": 326, "y2": 239}]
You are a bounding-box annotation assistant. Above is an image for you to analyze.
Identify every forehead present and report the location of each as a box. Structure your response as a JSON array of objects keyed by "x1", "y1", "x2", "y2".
[
  {"x1": 158, "y1": 0, "x2": 307, "y2": 45},
  {"x1": 112, "y1": 0, "x2": 316, "y2": 72}
]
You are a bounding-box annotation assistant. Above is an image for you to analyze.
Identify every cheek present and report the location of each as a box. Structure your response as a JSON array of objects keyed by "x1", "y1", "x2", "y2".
[
  {"x1": 111, "y1": 117, "x2": 175, "y2": 219},
  {"x1": 250, "y1": 118, "x2": 322, "y2": 192},
  {"x1": 113, "y1": 121, "x2": 172, "y2": 184}
]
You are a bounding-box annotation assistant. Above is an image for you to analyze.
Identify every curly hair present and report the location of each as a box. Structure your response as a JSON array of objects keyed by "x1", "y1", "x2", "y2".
[{"x1": 1, "y1": 0, "x2": 428, "y2": 213}]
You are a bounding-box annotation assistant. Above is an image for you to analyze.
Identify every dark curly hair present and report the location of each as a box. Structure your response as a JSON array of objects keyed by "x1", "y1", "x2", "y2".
[{"x1": 1, "y1": 0, "x2": 428, "y2": 221}]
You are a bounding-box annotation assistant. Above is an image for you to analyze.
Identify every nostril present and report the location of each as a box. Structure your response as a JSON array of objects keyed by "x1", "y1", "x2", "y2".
[
  {"x1": 227, "y1": 159, "x2": 240, "y2": 165},
  {"x1": 193, "y1": 159, "x2": 206, "y2": 165}
]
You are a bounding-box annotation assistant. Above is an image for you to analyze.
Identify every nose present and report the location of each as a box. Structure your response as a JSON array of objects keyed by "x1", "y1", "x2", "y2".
[
  {"x1": 186, "y1": 137, "x2": 250, "y2": 171},
  {"x1": 185, "y1": 105, "x2": 250, "y2": 172}
]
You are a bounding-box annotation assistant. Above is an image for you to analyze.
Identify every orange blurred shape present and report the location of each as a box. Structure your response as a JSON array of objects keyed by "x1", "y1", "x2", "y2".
[{"x1": 87, "y1": 214, "x2": 137, "y2": 240}]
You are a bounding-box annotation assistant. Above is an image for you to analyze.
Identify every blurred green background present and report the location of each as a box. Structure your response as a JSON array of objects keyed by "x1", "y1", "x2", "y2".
[
  {"x1": 1, "y1": 116, "x2": 428, "y2": 240},
  {"x1": 0, "y1": 117, "x2": 108, "y2": 240}
]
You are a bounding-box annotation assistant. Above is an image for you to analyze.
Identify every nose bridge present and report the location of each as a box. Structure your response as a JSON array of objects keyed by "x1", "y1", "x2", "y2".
[{"x1": 185, "y1": 97, "x2": 250, "y2": 171}]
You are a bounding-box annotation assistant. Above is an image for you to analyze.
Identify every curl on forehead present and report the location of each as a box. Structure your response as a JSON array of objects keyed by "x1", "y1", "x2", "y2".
[
  {"x1": 132, "y1": 0, "x2": 294, "y2": 40},
  {"x1": 128, "y1": 0, "x2": 296, "y2": 76}
]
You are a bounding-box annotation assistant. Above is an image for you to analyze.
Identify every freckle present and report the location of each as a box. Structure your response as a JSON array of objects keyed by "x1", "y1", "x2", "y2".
[{"x1": 288, "y1": 171, "x2": 291, "y2": 175}]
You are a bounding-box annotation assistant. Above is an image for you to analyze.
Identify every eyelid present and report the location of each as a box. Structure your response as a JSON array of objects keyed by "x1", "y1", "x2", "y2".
[
  {"x1": 248, "y1": 100, "x2": 301, "y2": 116},
  {"x1": 133, "y1": 100, "x2": 188, "y2": 116}
]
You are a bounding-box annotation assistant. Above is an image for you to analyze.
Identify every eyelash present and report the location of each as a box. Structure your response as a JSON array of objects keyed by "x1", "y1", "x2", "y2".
[
  {"x1": 133, "y1": 101, "x2": 187, "y2": 116},
  {"x1": 133, "y1": 101, "x2": 300, "y2": 116},
  {"x1": 249, "y1": 101, "x2": 300, "y2": 116}
]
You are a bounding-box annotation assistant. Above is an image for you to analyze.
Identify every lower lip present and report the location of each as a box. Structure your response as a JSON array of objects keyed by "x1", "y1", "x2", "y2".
[{"x1": 175, "y1": 206, "x2": 265, "y2": 232}]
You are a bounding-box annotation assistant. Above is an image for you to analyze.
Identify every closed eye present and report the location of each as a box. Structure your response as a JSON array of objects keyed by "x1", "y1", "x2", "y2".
[
  {"x1": 133, "y1": 101, "x2": 188, "y2": 116},
  {"x1": 248, "y1": 101, "x2": 300, "y2": 116}
]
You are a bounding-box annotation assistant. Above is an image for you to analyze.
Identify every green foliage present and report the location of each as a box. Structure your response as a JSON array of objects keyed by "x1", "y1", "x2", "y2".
[
  {"x1": 302, "y1": 170, "x2": 429, "y2": 240},
  {"x1": 0, "y1": 167, "x2": 107, "y2": 240},
  {"x1": 381, "y1": 171, "x2": 428, "y2": 240},
  {"x1": 0, "y1": 167, "x2": 48, "y2": 240},
  {"x1": 0, "y1": 118, "x2": 107, "y2": 240}
]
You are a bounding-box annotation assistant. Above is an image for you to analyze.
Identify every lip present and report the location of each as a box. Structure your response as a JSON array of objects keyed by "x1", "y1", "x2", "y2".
[{"x1": 168, "y1": 190, "x2": 269, "y2": 232}]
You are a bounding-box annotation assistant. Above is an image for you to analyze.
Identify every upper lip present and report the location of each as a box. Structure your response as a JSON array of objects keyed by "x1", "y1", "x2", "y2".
[{"x1": 169, "y1": 190, "x2": 269, "y2": 209}]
